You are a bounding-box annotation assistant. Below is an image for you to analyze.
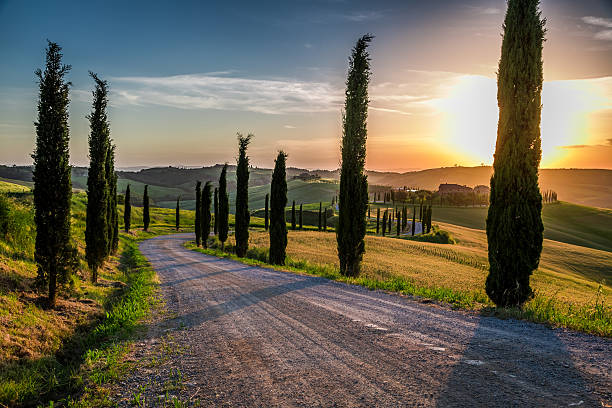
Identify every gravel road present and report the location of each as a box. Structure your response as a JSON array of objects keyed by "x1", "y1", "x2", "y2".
[{"x1": 114, "y1": 233, "x2": 611, "y2": 407}]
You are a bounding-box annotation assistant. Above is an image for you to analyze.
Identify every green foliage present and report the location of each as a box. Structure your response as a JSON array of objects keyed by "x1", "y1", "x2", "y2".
[
  {"x1": 486, "y1": 0, "x2": 545, "y2": 307},
  {"x1": 0, "y1": 194, "x2": 35, "y2": 259},
  {"x1": 175, "y1": 196, "x2": 180, "y2": 231},
  {"x1": 291, "y1": 201, "x2": 296, "y2": 230},
  {"x1": 269, "y1": 151, "x2": 288, "y2": 265},
  {"x1": 264, "y1": 193, "x2": 269, "y2": 231},
  {"x1": 202, "y1": 182, "x2": 212, "y2": 248},
  {"x1": 106, "y1": 144, "x2": 118, "y2": 255},
  {"x1": 213, "y1": 187, "x2": 218, "y2": 235},
  {"x1": 299, "y1": 203, "x2": 303, "y2": 230},
  {"x1": 404, "y1": 225, "x2": 456, "y2": 244},
  {"x1": 143, "y1": 185, "x2": 150, "y2": 231},
  {"x1": 337, "y1": 34, "x2": 372, "y2": 277},
  {"x1": 235, "y1": 133, "x2": 252, "y2": 257},
  {"x1": 32, "y1": 41, "x2": 73, "y2": 307},
  {"x1": 123, "y1": 184, "x2": 131, "y2": 232},
  {"x1": 218, "y1": 164, "x2": 230, "y2": 247},
  {"x1": 194, "y1": 181, "x2": 201, "y2": 246}
]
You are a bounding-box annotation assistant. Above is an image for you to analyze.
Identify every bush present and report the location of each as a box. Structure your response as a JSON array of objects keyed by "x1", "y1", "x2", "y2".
[{"x1": 404, "y1": 225, "x2": 456, "y2": 244}]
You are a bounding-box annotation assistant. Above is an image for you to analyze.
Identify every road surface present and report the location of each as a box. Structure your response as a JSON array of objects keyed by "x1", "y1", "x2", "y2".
[{"x1": 116, "y1": 233, "x2": 611, "y2": 407}]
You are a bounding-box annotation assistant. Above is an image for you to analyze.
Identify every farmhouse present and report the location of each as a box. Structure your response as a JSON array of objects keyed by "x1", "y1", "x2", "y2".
[
  {"x1": 474, "y1": 185, "x2": 491, "y2": 195},
  {"x1": 438, "y1": 183, "x2": 473, "y2": 195}
]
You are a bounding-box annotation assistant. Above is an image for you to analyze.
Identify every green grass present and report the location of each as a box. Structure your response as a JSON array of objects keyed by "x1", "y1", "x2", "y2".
[{"x1": 0, "y1": 180, "x2": 30, "y2": 194}]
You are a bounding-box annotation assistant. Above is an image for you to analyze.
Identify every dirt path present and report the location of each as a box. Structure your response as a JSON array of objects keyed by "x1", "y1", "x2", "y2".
[{"x1": 113, "y1": 233, "x2": 611, "y2": 407}]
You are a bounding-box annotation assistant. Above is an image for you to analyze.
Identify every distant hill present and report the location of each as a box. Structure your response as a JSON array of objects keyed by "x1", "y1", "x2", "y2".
[{"x1": 1, "y1": 165, "x2": 610, "y2": 209}]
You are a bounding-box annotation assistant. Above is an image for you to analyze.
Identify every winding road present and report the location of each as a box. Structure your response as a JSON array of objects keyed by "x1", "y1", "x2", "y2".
[{"x1": 117, "y1": 233, "x2": 611, "y2": 407}]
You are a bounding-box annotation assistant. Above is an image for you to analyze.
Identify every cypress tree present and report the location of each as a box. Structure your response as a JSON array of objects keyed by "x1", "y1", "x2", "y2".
[
  {"x1": 323, "y1": 208, "x2": 328, "y2": 231},
  {"x1": 291, "y1": 201, "x2": 296, "y2": 230},
  {"x1": 486, "y1": 0, "x2": 545, "y2": 307},
  {"x1": 411, "y1": 207, "x2": 416, "y2": 236},
  {"x1": 264, "y1": 193, "x2": 269, "y2": 231},
  {"x1": 195, "y1": 181, "x2": 202, "y2": 246},
  {"x1": 202, "y1": 182, "x2": 212, "y2": 248},
  {"x1": 106, "y1": 143, "x2": 118, "y2": 255},
  {"x1": 269, "y1": 151, "x2": 288, "y2": 265},
  {"x1": 213, "y1": 187, "x2": 218, "y2": 235},
  {"x1": 376, "y1": 207, "x2": 380, "y2": 234},
  {"x1": 318, "y1": 202, "x2": 322, "y2": 231},
  {"x1": 143, "y1": 185, "x2": 150, "y2": 231},
  {"x1": 381, "y1": 212, "x2": 387, "y2": 237},
  {"x1": 85, "y1": 72, "x2": 109, "y2": 283},
  {"x1": 299, "y1": 203, "x2": 303, "y2": 230},
  {"x1": 218, "y1": 164, "x2": 229, "y2": 250},
  {"x1": 396, "y1": 210, "x2": 401, "y2": 236},
  {"x1": 388, "y1": 213, "x2": 392, "y2": 234},
  {"x1": 235, "y1": 133, "x2": 252, "y2": 257},
  {"x1": 368, "y1": 205, "x2": 370, "y2": 219},
  {"x1": 124, "y1": 184, "x2": 131, "y2": 232},
  {"x1": 337, "y1": 34, "x2": 372, "y2": 278},
  {"x1": 33, "y1": 41, "x2": 72, "y2": 307},
  {"x1": 176, "y1": 196, "x2": 180, "y2": 231}
]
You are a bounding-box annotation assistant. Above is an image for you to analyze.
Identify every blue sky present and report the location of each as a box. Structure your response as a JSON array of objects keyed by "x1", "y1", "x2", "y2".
[{"x1": 1, "y1": 0, "x2": 611, "y2": 170}]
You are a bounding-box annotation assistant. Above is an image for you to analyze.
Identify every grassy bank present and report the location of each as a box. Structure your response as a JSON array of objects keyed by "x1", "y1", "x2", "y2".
[
  {"x1": 187, "y1": 228, "x2": 611, "y2": 337},
  {"x1": 0, "y1": 188, "x2": 193, "y2": 406}
]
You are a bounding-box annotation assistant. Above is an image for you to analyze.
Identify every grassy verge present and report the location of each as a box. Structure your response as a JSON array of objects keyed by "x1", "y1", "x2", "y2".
[{"x1": 186, "y1": 232, "x2": 611, "y2": 337}]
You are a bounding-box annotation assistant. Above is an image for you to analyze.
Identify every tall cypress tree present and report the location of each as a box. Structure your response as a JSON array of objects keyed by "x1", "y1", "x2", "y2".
[
  {"x1": 337, "y1": 35, "x2": 372, "y2": 277},
  {"x1": 318, "y1": 202, "x2": 322, "y2": 231},
  {"x1": 264, "y1": 193, "x2": 269, "y2": 231},
  {"x1": 486, "y1": 0, "x2": 545, "y2": 307},
  {"x1": 381, "y1": 212, "x2": 387, "y2": 237},
  {"x1": 218, "y1": 164, "x2": 229, "y2": 250},
  {"x1": 195, "y1": 181, "x2": 202, "y2": 246},
  {"x1": 376, "y1": 207, "x2": 380, "y2": 234},
  {"x1": 269, "y1": 151, "x2": 288, "y2": 265},
  {"x1": 411, "y1": 206, "x2": 416, "y2": 236},
  {"x1": 176, "y1": 196, "x2": 180, "y2": 231},
  {"x1": 202, "y1": 182, "x2": 212, "y2": 248},
  {"x1": 299, "y1": 203, "x2": 303, "y2": 230},
  {"x1": 235, "y1": 133, "x2": 252, "y2": 257},
  {"x1": 213, "y1": 187, "x2": 218, "y2": 235},
  {"x1": 124, "y1": 184, "x2": 131, "y2": 232},
  {"x1": 106, "y1": 143, "x2": 118, "y2": 255},
  {"x1": 85, "y1": 72, "x2": 109, "y2": 283},
  {"x1": 33, "y1": 41, "x2": 72, "y2": 307},
  {"x1": 396, "y1": 210, "x2": 401, "y2": 236},
  {"x1": 143, "y1": 185, "x2": 150, "y2": 231},
  {"x1": 291, "y1": 201, "x2": 296, "y2": 230}
]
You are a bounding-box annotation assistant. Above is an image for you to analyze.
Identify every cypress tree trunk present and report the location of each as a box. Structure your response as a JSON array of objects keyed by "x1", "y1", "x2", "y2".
[
  {"x1": 269, "y1": 151, "x2": 288, "y2": 265},
  {"x1": 143, "y1": 185, "x2": 150, "y2": 231},
  {"x1": 213, "y1": 187, "x2": 218, "y2": 235},
  {"x1": 176, "y1": 196, "x2": 180, "y2": 231},
  {"x1": 124, "y1": 184, "x2": 131, "y2": 232},
  {"x1": 235, "y1": 133, "x2": 252, "y2": 257},
  {"x1": 376, "y1": 207, "x2": 380, "y2": 234},
  {"x1": 291, "y1": 201, "x2": 296, "y2": 230},
  {"x1": 264, "y1": 193, "x2": 269, "y2": 231},
  {"x1": 85, "y1": 72, "x2": 109, "y2": 283},
  {"x1": 195, "y1": 181, "x2": 202, "y2": 246},
  {"x1": 218, "y1": 164, "x2": 229, "y2": 250},
  {"x1": 486, "y1": 0, "x2": 545, "y2": 307},
  {"x1": 299, "y1": 203, "x2": 303, "y2": 230},
  {"x1": 202, "y1": 182, "x2": 212, "y2": 248},
  {"x1": 318, "y1": 202, "x2": 322, "y2": 231},
  {"x1": 33, "y1": 41, "x2": 72, "y2": 308},
  {"x1": 411, "y1": 206, "x2": 416, "y2": 236},
  {"x1": 337, "y1": 34, "x2": 372, "y2": 278}
]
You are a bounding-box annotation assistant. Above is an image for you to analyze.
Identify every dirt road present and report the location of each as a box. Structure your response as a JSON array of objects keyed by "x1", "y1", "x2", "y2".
[{"x1": 115, "y1": 233, "x2": 610, "y2": 407}]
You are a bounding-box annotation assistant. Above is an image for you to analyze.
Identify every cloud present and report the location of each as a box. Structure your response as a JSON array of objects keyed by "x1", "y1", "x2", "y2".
[
  {"x1": 581, "y1": 16, "x2": 612, "y2": 41},
  {"x1": 341, "y1": 11, "x2": 384, "y2": 22},
  {"x1": 283, "y1": 124, "x2": 296, "y2": 129},
  {"x1": 465, "y1": 5, "x2": 502, "y2": 15},
  {"x1": 560, "y1": 144, "x2": 589, "y2": 149},
  {"x1": 304, "y1": 43, "x2": 313, "y2": 49},
  {"x1": 607, "y1": 138, "x2": 612, "y2": 146}
]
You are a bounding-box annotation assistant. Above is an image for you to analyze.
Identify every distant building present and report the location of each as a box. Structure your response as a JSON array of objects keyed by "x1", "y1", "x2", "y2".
[
  {"x1": 292, "y1": 172, "x2": 321, "y2": 181},
  {"x1": 438, "y1": 183, "x2": 473, "y2": 195},
  {"x1": 473, "y1": 185, "x2": 490, "y2": 195}
]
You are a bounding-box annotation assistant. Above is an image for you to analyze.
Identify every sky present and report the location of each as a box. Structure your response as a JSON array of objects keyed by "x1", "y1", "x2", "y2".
[{"x1": 0, "y1": 0, "x2": 611, "y2": 171}]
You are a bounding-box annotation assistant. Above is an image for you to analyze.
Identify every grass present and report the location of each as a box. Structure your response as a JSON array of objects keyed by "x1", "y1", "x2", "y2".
[
  {"x1": 188, "y1": 227, "x2": 611, "y2": 336},
  {"x1": 0, "y1": 191, "x2": 192, "y2": 407},
  {"x1": 0, "y1": 180, "x2": 30, "y2": 194}
]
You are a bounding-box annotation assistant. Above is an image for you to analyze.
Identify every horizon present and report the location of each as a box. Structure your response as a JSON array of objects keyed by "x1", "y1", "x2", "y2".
[{"x1": 1, "y1": 0, "x2": 611, "y2": 171}]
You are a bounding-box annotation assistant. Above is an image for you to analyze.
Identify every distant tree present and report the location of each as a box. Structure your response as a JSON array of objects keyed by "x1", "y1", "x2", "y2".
[
  {"x1": 411, "y1": 206, "x2": 416, "y2": 236},
  {"x1": 269, "y1": 151, "x2": 288, "y2": 265},
  {"x1": 486, "y1": 0, "x2": 545, "y2": 307},
  {"x1": 337, "y1": 34, "x2": 372, "y2": 278},
  {"x1": 376, "y1": 207, "x2": 380, "y2": 234},
  {"x1": 33, "y1": 42, "x2": 74, "y2": 307},
  {"x1": 299, "y1": 203, "x2": 303, "y2": 230},
  {"x1": 264, "y1": 193, "x2": 269, "y2": 231},
  {"x1": 124, "y1": 184, "x2": 131, "y2": 232},
  {"x1": 218, "y1": 164, "x2": 230, "y2": 250},
  {"x1": 396, "y1": 210, "x2": 401, "y2": 236},
  {"x1": 381, "y1": 212, "x2": 387, "y2": 237},
  {"x1": 419, "y1": 200, "x2": 423, "y2": 222},
  {"x1": 318, "y1": 202, "x2": 322, "y2": 231},
  {"x1": 195, "y1": 181, "x2": 202, "y2": 246},
  {"x1": 85, "y1": 72, "x2": 109, "y2": 284},
  {"x1": 176, "y1": 196, "x2": 180, "y2": 231},
  {"x1": 213, "y1": 187, "x2": 218, "y2": 235},
  {"x1": 106, "y1": 144, "x2": 118, "y2": 255},
  {"x1": 388, "y1": 212, "x2": 392, "y2": 234},
  {"x1": 143, "y1": 185, "x2": 150, "y2": 231},
  {"x1": 202, "y1": 182, "x2": 212, "y2": 248},
  {"x1": 235, "y1": 133, "x2": 252, "y2": 257},
  {"x1": 291, "y1": 201, "x2": 296, "y2": 230}
]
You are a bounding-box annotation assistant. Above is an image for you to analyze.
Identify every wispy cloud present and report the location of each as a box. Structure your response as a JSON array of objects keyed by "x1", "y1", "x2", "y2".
[
  {"x1": 283, "y1": 124, "x2": 296, "y2": 129},
  {"x1": 341, "y1": 10, "x2": 384, "y2": 22},
  {"x1": 581, "y1": 16, "x2": 612, "y2": 41}
]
